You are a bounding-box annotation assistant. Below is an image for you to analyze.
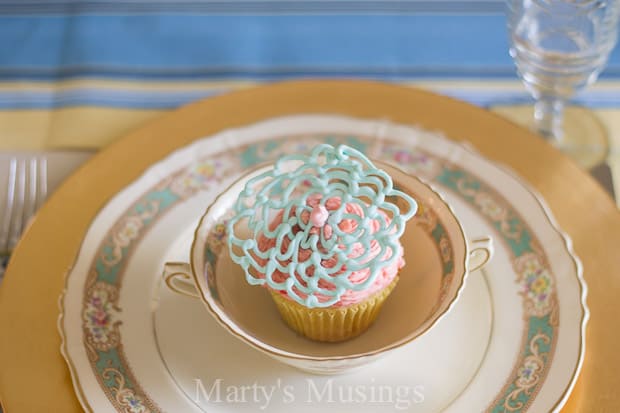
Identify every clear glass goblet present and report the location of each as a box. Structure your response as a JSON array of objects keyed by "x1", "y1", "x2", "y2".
[{"x1": 506, "y1": 0, "x2": 620, "y2": 168}]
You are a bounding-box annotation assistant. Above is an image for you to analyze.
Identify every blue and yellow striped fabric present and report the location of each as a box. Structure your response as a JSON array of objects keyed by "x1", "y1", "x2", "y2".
[{"x1": 0, "y1": 0, "x2": 619, "y2": 149}]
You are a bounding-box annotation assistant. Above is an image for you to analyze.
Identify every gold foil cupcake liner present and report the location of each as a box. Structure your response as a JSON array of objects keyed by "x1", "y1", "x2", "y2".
[{"x1": 269, "y1": 277, "x2": 399, "y2": 343}]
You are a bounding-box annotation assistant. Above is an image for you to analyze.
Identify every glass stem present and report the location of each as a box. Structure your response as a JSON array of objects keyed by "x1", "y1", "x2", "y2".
[{"x1": 534, "y1": 97, "x2": 565, "y2": 142}]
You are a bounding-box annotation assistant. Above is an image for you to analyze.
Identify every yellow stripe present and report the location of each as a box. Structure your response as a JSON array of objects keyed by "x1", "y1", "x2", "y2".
[
  {"x1": 0, "y1": 108, "x2": 166, "y2": 150},
  {"x1": 0, "y1": 81, "x2": 259, "y2": 150},
  {"x1": 1, "y1": 79, "x2": 620, "y2": 93},
  {"x1": 1, "y1": 80, "x2": 619, "y2": 166}
]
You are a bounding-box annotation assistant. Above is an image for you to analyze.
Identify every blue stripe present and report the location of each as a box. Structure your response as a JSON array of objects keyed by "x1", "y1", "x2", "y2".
[
  {"x1": 0, "y1": 14, "x2": 540, "y2": 76},
  {"x1": 0, "y1": 1, "x2": 506, "y2": 15},
  {"x1": 1, "y1": 85, "x2": 619, "y2": 109},
  {"x1": 450, "y1": 91, "x2": 620, "y2": 108},
  {"x1": 0, "y1": 14, "x2": 618, "y2": 81},
  {"x1": 0, "y1": 89, "x2": 224, "y2": 109},
  {"x1": 0, "y1": 68, "x2": 525, "y2": 81},
  {"x1": 0, "y1": 12, "x2": 618, "y2": 109},
  {"x1": 3, "y1": 67, "x2": 620, "y2": 81}
]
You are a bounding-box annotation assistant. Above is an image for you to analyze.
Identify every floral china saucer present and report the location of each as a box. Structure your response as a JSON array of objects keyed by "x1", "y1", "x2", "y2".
[{"x1": 59, "y1": 115, "x2": 587, "y2": 412}]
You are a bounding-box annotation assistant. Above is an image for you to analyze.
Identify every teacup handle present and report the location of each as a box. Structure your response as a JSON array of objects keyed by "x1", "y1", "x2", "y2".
[
  {"x1": 468, "y1": 237, "x2": 494, "y2": 272},
  {"x1": 163, "y1": 262, "x2": 201, "y2": 299}
]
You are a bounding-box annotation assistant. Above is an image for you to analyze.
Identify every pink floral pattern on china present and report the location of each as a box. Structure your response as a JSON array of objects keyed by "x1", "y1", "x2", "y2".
[
  {"x1": 83, "y1": 282, "x2": 120, "y2": 352},
  {"x1": 516, "y1": 253, "x2": 555, "y2": 317},
  {"x1": 170, "y1": 159, "x2": 226, "y2": 198}
]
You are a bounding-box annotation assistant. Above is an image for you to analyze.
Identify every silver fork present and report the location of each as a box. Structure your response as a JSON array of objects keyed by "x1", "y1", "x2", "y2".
[{"x1": 0, "y1": 157, "x2": 48, "y2": 280}]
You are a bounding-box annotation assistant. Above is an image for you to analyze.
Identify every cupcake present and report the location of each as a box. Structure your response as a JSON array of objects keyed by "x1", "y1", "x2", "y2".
[{"x1": 227, "y1": 144, "x2": 417, "y2": 342}]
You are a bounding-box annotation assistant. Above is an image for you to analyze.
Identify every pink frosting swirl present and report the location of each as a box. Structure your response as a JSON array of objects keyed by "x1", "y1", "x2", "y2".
[{"x1": 254, "y1": 195, "x2": 404, "y2": 308}]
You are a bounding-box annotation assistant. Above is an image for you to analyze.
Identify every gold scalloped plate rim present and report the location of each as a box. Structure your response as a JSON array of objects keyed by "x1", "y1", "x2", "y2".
[{"x1": 54, "y1": 113, "x2": 588, "y2": 413}]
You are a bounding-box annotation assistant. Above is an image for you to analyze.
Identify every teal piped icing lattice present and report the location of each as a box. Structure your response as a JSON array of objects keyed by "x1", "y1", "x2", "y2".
[{"x1": 227, "y1": 144, "x2": 417, "y2": 308}]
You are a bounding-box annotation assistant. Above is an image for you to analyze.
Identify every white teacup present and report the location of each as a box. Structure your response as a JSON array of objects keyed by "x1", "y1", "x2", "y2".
[{"x1": 163, "y1": 161, "x2": 493, "y2": 374}]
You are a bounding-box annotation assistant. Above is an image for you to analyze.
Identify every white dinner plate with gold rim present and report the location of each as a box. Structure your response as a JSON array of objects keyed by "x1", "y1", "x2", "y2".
[{"x1": 59, "y1": 115, "x2": 587, "y2": 412}]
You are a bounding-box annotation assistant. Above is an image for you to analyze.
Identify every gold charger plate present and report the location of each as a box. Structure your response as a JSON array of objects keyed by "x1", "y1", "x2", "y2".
[{"x1": 0, "y1": 80, "x2": 618, "y2": 412}]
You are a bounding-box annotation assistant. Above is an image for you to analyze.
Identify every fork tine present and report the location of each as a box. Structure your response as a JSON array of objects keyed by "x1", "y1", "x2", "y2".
[
  {"x1": 0, "y1": 159, "x2": 17, "y2": 253},
  {"x1": 23, "y1": 158, "x2": 38, "y2": 225},
  {"x1": 36, "y1": 157, "x2": 48, "y2": 210},
  {"x1": 8, "y1": 159, "x2": 26, "y2": 251}
]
